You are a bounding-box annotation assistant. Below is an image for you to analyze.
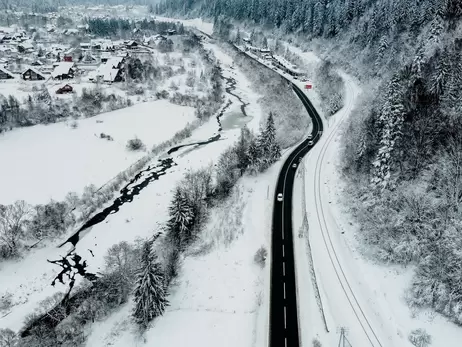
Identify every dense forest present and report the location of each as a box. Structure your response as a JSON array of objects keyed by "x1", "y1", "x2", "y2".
[{"x1": 158, "y1": 0, "x2": 462, "y2": 326}]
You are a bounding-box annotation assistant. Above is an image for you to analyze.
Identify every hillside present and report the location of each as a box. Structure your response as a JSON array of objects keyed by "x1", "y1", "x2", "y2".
[{"x1": 158, "y1": 0, "x2": 462, "y2": 326}]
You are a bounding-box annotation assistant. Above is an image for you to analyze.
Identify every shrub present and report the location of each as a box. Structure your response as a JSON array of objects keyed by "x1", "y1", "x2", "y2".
[
  {"x1": 0, "y1": 328, "x2": 17, "y2": 347},
  {"x1": 126, "y1": 137, "x2": 145, "y2": 151},
  {"x1": 254, "y1": 246, "x2": 268, "y2": 268},
  {"x1": 409, "y1": 329, "x2": 432, "y2": 347},
  {"x1": 0, "y1": 292, "x2": 13, "y2": 312},
  {"x1": 312, "y1": 339, "x2": 322, "y2": 347}
]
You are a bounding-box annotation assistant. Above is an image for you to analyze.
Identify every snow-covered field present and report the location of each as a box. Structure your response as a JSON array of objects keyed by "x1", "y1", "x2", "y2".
[
  {"x1": 0, "y1": 100, "x2": 196, "y2": 205},
  {"x1": 292, "y1": 68, "x2": 462, "y2": 346},
  {"x1": 0, "y1": 36, "x2": 268, "y2": 347}
]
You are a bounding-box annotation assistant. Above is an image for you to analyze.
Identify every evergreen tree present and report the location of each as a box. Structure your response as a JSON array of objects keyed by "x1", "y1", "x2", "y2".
[
  {"x1": 262, "y1": 112, "x2": 281, "y2": 168},
  {"x1": 167, "y1": 187, "x2": 193, "y2": 247},
  {"x1": 133, "y1": 240, "x2": 168, "y2": 328},
  {"x1": 235, "y1": 126, "x2": 252, "y2": 174}
]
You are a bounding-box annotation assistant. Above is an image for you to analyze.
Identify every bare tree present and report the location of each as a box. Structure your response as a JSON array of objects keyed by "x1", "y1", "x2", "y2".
[{"x1": 0, "y1": 201, "x2": 31, "y2": 257}]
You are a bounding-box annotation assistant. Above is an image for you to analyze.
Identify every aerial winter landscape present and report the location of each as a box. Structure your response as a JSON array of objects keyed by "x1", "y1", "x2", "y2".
[{"x1": 0, "y1": 1, "x2": 461, "y2": 347}]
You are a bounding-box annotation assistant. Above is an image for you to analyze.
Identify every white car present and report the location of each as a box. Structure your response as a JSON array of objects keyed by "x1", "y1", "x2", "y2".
[
  {"x1": 307, "y1": 134, "x2": 313, "y2": 140},
  {"x1": 308, "y1": 140, "x2": 314, "y2": 146},
  {"x1": 277, "y1": 193, "x2": 283, "y2": 202},
  {"x1": 292, "y1": 163, "x2": 297, "y2": 169}
]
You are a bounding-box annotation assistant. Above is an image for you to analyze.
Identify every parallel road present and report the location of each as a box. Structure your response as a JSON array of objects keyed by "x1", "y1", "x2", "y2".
[{"x1": 270, "y1": 84, "x2": 323, "y2": 347}]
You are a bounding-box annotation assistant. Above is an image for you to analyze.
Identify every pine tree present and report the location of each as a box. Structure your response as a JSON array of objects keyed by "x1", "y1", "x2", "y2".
[
  {"x1": 235, "y1": 126, "x2": 251, "y2": 174},
  {"x1": 167, "y1": 187, "x2": 193, "y2": 247},
  {"x1": 263, "y1": 112, "x2": 281, "y2": 166},
  {"x1": 133, "y1": 240, "x2": 168, "y2": 328}
]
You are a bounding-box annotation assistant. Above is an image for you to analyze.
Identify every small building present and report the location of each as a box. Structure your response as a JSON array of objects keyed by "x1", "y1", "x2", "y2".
[
  {"x1": 22, "y1": 67, "x2": 46, "y2": 81},
  {"x1": 63, "y1": 55, "x2": 73, "y2": 62},
  {"x1": 125, "y1": 41, "x2": 138, "y2": 49},
  {"x1": 31, "y1": 60, "x2": 44, "y2": 66},
  {"x1": 80, "y1": 42, "x2": 91, "y2": 50},
  {"x1": 242, "y1": 37, "x2": 251, "y2": 44},
  {"x1": 166, "y1": 29, "x2": 177, "y2": 36},
  {"x1": 17, "y1": 41, "x2": 34, "y2": 53},
  {"x1": 56, "y1": 84, "x2": 73, "y2": 94},
  {"x1": 90, "y1": 64, "x2": 123, "y2": 83},
  {"x1": 51, "y1": 62, "x2": 75, "y2": 80},
  {"x1": 260, "y1": 48, "x2": 271, "y2": 55},
  {"x1": 0, "y1": 66, "x2": 15, "y2": 79}
]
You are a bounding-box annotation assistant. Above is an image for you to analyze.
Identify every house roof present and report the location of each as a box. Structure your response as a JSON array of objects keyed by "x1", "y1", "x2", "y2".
[
  {"x1": 106, "y1": 57, "x2": 124, "y2": 68},
  {"x1": 93, "y1": 63, "x2": 121, "y2": 82},
  {"x1": 0, "y1": 66, "x2": 15, "y2": 78},
  {"x1": 18, "y1": 41, "x2": 33, "y2": 50},
  {"x1": 51, "y1": 62, "x2": 74, "y2": 78},
  {"x1": 22, "y1": 66, "x2": 45, "y2": 78}
]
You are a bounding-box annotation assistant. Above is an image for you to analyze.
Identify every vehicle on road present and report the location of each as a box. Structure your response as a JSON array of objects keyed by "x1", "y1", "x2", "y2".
[
  {"x1": 277, "y1": 193, "x2": 283, "y2": 202},
  {"x1": 292, "y1": 163, "x2": 297, "y2": 169},
  {"x1": 307, "y1": 134, "x2": 313, "y2": 140},
  {"x1": 308, "y1": 140, "x2": 314, "y2": 146}
]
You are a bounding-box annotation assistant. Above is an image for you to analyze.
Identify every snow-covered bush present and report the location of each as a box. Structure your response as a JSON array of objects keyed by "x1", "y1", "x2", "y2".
[
  {"x1": 0, "y1": 328, "x2": 18, "y2": 347},
  {"x1": 0, "y1": 201, "x2": 31, "y2": 259},
  {"x1": 126, "y1": 137, "x2": 145, "y2": 151},
  {"x1": 254, "y1": 246, "x2": 267, "y2": 268},
  {"x1": 408, "y1": 329, "x2": 432, "y2": 347},
  {"x1": 312, "y1": 339, "x2": 322, "y2": 347},
  {"x1": 27, "y1": 201, "x2": 75, "y2": 240}
]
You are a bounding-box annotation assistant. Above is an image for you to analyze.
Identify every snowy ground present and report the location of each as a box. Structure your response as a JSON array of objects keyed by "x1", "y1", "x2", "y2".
[
  {"x1": 292, "y1": 68, "x2": 462, "y2": 346},
  {"x1": 0, "y1": 100, "x2": 196, "y2": 205},
  {"x1": 0, "y1": 37, "x2": 266, "y2": 346},
  {"x1": 84, "y1": 166, "x2": 279, "y2": 347}
]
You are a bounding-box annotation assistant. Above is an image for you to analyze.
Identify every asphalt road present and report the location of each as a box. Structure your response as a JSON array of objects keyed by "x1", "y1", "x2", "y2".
[{"x1": 269, "y1": 84, "x2": 323, "y2": 347}]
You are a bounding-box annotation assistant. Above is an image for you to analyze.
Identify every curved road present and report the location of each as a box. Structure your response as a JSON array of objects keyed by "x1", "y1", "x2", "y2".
[{"x1": 269, "y1": 84, "x2": 323, "y2": 347}]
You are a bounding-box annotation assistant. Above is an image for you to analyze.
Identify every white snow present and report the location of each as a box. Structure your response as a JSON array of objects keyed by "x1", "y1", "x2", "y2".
[
  {"x1": 0, "y1": 100, "x2": 196, "y2": 205},
  {"x1": 0, "y1": 37, "x2": 266, "y2": 345},
  {"x1": 292, "y1": 67, "x2": 462, "y2": 346}
]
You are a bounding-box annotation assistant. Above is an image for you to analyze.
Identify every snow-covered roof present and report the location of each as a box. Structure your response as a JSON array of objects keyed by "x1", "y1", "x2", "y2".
[
  {"x1": 18, "y1": 41, "x2": 33, "y2": 50},
  {"x1": 94, "y1": 63, "x2": 120, "y2": 82},
  {"x1": 0, "y1": 66, "x2": 15, "y2": 78},
  {"x1": 51, "y1": 62, "x2": 74, "y2": 78},
  {"x1": 106, "y1": 56, "x2": 124, "y2": 68},
  {"x1": 22, "y1": 66, "x2": 45, "y2": 77}
]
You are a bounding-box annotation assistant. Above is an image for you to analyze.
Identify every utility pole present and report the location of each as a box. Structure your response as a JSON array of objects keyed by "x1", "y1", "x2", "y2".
[{"x1": 337, "y1": 327, "x2": 352, "y2": 347}]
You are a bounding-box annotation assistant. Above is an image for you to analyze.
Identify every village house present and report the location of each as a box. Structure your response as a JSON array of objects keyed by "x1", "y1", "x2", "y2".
[
  {"x1": 51, "y1": 61, "x2": 75, "y2": 80},
  {"x1": 125, "y1": 40, "x2": 139, "y2": 49},
  {"x1": 22, "y1": 67, "x2": 46, "y2": 81},
  {"x1": 0, "y1": 66, "x2": 15, "y2": 79},
  {"x1": 89, "y1": 64, "x2": 123, "y2": 83},
  {"x1": 17, "y1": 41, "x2": 34, "y2": 54}
]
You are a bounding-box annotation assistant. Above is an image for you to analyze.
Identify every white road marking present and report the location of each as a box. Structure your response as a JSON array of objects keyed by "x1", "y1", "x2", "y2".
[
  {"x1": 283, "y1": 282, "x2": 286, "y2": 299},
  {"x1": 285, "y1": 337, "x2": 288, "y2": 347},
  {"x1": 284, "y1": 306, "x2": 287, "y2": 329},
  {"x1": 282, "y1": 244, "x2": 285, "y2": 258},
  {"x1": 283, "y1": 262, "x2": 285, "y2": 276}
]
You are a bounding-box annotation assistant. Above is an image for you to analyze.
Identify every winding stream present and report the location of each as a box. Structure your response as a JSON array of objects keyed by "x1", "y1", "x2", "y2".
[{"x1": 49, "y1": 66, "x2": 249, "y2": 293}]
